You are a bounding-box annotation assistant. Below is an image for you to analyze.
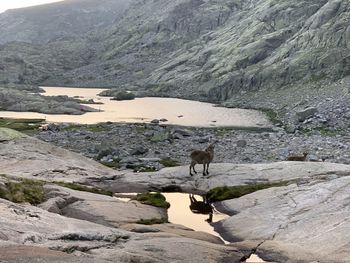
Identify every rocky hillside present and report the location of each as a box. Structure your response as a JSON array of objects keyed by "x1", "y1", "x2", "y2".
[
  {"x1": 1, "y1": 0, "x2": 350, "y2": 104},
  {"x1": 0, "y1": 0, "x2": 132, "y2": 44}
]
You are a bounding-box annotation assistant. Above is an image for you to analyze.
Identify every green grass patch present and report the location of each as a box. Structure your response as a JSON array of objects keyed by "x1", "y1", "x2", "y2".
[
  {"x1": 214, "y1": 128, "x2": 233, "y2": 136},
  {"x1": 85, "y1": 124, "x2": 111, "y2": 132},
  {"x1": 99, "y1": 160, "x2": 121, "y2": 169},
  {"x1": 133, "y1": 192, "x2": 170, "y2": 208},
  {"x1": 63, "y1": 124, "x2": 111, "y2": 133},
  {"x1": 299, "y1": 127, "x2": 345, "y2": 137},
  {"x1": 0, "y1": 177, "x2": 45, "y2": 205},
  {"x1": 54, "y1": 182, "x2": 113, "y2": 196},
  {"x1": 135, "y1": 126, "x2": 146, "y2": 134},
  {"x1": 159, "y1": 159, "x2": 179, "y2": 167},
  {"x1": 206, "y1": 181, "x2": 290, "y2": 202},
  {"x1": 126, "y1": 164, "x2": 157, "y2": 173},
  {"x1": 0, "y1": 118, "x2": 45, "y2": 133},
  {"x1": 136, "y1": 218, "x2": 168, "y2": 225},
  {"x1": 258, "y1": 108, "x2": 283, "y2": 126},
  {"x1": 61, "y1": 123, "x2": 107, "y2": 132}
]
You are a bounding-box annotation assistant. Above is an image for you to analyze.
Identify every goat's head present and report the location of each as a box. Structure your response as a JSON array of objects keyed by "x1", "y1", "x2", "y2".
[{"x1": 206, "y1": 144, "x2": 215, "y2": 152}]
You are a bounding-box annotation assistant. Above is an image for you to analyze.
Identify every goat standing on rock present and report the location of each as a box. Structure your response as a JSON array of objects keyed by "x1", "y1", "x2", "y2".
[{"x1": 189, "y1": 144, "x2": 214, "y2": 176}]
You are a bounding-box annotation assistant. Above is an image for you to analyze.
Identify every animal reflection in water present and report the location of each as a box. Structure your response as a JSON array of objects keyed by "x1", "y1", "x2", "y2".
[{"x1": 189, "y1": 194, "x2": 213, "y2": 223}]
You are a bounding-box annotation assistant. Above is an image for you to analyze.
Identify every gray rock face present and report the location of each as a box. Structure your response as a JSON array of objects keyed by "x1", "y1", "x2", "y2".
[
  {"x1": 0, "y1": 128, "x2": 117, "y2": 182},
  {"x1": 0, "y1": 197, "x2": 243, "y2": 262},
  {"x1": 41, "y1": 184, "x2": 167, "y2": 227},
  {"x1": 218, "y1": 175, "x2": 350, "y2": 263},
  {"x1": 0, "y1": 0, "x2": 133, "y2": 44},
  {"x1": 1, "y1": 0, "x2": 350, "y2": 106},
  {"x1": 0, "y1": 198, "x2": 130, "y2": 259}
]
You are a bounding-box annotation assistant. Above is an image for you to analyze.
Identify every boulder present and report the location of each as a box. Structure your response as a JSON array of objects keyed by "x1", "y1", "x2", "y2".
[
  {"x1": 296, "y1": 107, "x2": 318, "y2": 122},
  {"x1": 0, "y1": 128, "x2": 118, "y2": 182},
  {"x1": 236, "y1": 139, "x2": 247, "y2": 148},
  {"x1": 218, "y1": 175, "x2": 350, "y2": 263}
]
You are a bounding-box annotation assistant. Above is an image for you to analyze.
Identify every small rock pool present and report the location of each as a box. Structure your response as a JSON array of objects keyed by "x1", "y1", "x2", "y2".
[{"x1": 115, "y1": 192, "x2": 265, "y2": 262}]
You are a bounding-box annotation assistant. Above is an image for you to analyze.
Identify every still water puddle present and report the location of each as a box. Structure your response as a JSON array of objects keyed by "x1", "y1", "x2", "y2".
[
  {"x1": 0, "y1": 86, "x2": 272, "y2": 128},
  {"x1": 115, "y1": 192, "x2": 265, "y2": 262}
]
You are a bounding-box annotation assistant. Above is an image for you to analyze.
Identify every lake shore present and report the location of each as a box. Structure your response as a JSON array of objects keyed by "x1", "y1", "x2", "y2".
[{"x1": 36, "y1": 121, "x2": 350, "y2": 173}]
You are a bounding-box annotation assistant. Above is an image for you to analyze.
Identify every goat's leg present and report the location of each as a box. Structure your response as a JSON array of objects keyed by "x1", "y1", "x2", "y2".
[
  {"x1": 206, "y1": 162, "x2": 210, "y2": 175},
  {"x1": 192, "y1": 161, "x2": 197, "y2": 174},
  {"x1": 190, "y1": 161, "x2": 197, "y2": 176},
  {"x1": 203, "y1": 163, "x2": 207, "y2": 176}
]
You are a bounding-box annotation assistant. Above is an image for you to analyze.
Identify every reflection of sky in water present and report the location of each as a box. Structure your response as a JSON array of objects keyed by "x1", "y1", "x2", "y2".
[
  {"x1": 0, "y1": 87, "x2": 272, "y2": 128},
  {"x1": 163, "y1": 193, "x2": 228, "y2": 241},
  {"x1": 115, "y1": 192, "x2": 265, "y2": 262}
]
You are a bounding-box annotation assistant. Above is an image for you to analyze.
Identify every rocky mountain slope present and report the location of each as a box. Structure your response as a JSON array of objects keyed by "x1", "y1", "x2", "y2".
[
  {"x1": 1, "y1": 0, "x2": 350, "y2": 105},
  {"x1": 0, "y1": 0, "x2": 132, "y2": 44}
]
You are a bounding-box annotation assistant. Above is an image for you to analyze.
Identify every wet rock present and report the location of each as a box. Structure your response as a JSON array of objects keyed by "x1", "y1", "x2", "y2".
[{"x1": 151, "y1": 119, "x2": 160, "y2": 124}]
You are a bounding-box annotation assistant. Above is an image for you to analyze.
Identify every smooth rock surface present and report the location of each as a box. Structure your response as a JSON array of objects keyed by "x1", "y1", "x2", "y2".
[
  {"x1": 41, "y1": 184, "x2": 167, "y2": 227},
  {"x1": 88, "y1": 161, "x2": 350, "y2": 194},
  {"x1": 0, "y1": 197, "x2": 244, "y2": 262},
  {"x1": 217, "y1": 175, "x2": 350, "y2": 263},
  {"x1": 0, "y1": 129, "x2": 117, "y2": 182}
]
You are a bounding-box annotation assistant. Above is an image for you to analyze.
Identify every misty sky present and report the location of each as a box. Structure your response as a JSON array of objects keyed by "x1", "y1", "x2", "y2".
[{"x1": 0, "y1": 0, "x2": 63, "y2": 13}]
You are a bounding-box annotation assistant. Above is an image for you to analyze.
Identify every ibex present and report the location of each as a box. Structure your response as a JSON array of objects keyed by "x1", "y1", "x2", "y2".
[
  {"x1": 286, "y1": 152, "x2": 308, "y2": 161},
  {"x1": 189, "y1": 144, "x2": 214, "y2": 176}
]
